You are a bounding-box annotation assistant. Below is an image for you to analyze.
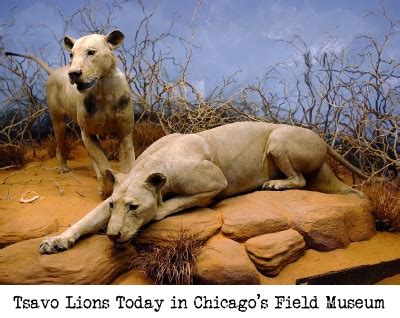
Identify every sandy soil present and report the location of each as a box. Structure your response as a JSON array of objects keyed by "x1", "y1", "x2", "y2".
[
  {"x1": 0, "y1": 146, "x2": 109, "y2": 231},
  {"x1": 0, "y1": 149, "x2": 399, "y2": 284}
]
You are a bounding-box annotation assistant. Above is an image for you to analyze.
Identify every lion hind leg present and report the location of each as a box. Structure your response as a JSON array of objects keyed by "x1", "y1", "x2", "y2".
[
  {"x1": 51, "y1": 113, "x2": 70, "y2": 173},
  {"x1": 262, "y1": 147, "x2": 306, "y2": 191},
  {"x1": 262, "y1": 160, "x2": 306, "y2": 190},
  {"x1": 262, "y1": 126, "x2": 326, "y2": 191}
]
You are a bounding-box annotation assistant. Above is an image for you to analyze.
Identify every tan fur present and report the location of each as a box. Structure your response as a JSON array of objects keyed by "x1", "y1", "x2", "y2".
[
  {"x1": 7, "y1": 30, "x2": 135, "y2": 199},
  {"x1": 39, "y1": 121, "x2": 366, "y2": 254}
]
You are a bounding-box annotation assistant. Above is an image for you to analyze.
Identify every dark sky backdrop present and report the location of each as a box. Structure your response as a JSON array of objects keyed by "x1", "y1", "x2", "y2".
[{"x1": 1, "y1": 0, "x2": 399, "y2": 95}]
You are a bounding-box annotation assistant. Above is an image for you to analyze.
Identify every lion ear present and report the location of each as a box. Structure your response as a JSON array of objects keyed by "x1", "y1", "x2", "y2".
[
  {"x1": 105, "y1": 30, "x2": 124, "y2": 49},
  {"x1": 64, "y1": 36, "x2": 76, "y2": 51},
  {"x1": 144, "y1": 173, "x2": 166, "y2": 190}
]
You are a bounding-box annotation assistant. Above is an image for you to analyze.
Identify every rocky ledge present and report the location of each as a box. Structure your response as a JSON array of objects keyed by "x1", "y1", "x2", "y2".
[{"x1": 0, "y1": 190, "x2": 375, "y2": 284}]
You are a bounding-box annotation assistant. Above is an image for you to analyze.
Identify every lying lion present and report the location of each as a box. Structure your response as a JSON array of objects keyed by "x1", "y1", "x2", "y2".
[
  {"x1": 6, "y1": 30, "x2": 135, "y2": 199},
  {"x1": 39, "y1": 121, "x2": 372, "y2": 254}
]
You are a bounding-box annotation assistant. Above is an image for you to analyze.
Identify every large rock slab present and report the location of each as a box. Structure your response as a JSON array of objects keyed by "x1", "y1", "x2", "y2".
[
  {"x1": 112, "y1": 269, "x2": 152, "y2": 285},
  {"x1": 245, "y1": 229, "x2": 306, "y2": 276},
  {"x1": 0, "y1": 234, "x2": 136, "y2": 284},
  {"x1": 137, "y1": 207, "x2": 221, "y2": 245},
  {"x1": 342, "y1": 200, "x2": 376, "y2": 242},
  {"x1": 288, "y1": 207, "x2": 351, "y2": 250},
  {"x1": 215, "y1": 195, "x2": 289, "y2": 242},
  {"x1": 0, "y1": 209, "x2": 59, "y2": 248},
  {"x1": 194, "y1": 235, "x2": 260, "y2": 284},
  {"x1": 216, "y1": 191, "x2": 375, "y2": 251},
  {"x1": 277, "y1": 191, "x2": 376, "y2": 251},
  {"x1": 0, "y1": 187, "x2": 376, "y2": 284}
]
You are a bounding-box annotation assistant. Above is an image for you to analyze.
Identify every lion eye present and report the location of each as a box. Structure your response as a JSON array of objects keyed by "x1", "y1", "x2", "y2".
[
  {"x1": 69, "y1": 52, "x2": 73, "y2": 59},
  {"x1": 109, "y1": 202, "x2": 114, "y2": 209},
  {"x1": 129, "y1": 204, "x2": 139, "y2": 211},
  {"x1": 87, "y1": 50, "x2": 96, "y2": 56}
]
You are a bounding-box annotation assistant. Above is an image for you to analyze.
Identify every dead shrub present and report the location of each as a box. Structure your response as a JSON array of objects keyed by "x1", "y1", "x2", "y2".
[
  {"x1": 131, "y1": 231, "x2": 203, "y2": 285},
  {"x1": 0, "y1": 145, "x2": 26, "y2": 169},
  {"x1": 371, "y1": 182, "x2": 400, "y2": 232},
  {"x1": 133, "y1": 121, "x2": 166, "y2": 157},
  {"x1": 101, "y1": 137, "x2": 119, "y2": 161},
  {"x1": 39, "y1": 135, "x2": 77, "y2": 159},
  {"x1": 100, "y1": 121, "x2": 166, "y2": 161},
  {"x1": 161, "y1": 103, "x2": 249, "y2": 134}
]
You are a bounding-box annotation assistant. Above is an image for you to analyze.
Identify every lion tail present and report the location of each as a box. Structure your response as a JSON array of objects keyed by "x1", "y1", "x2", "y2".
[
  {"x1": 5, "y1": 52, "x2": 53, "y2": 75},
  {"x1": 327, "y1": 145, "x2": 383, "y2": 181}
]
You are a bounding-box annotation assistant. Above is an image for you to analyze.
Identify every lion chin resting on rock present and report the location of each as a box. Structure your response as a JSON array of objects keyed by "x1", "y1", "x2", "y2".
[
  {"x1": 6, "y1": 30, "x2": 135, "y2": 199},
  {"x1": 39, "y1": 121, "x2": 369, "y2": 254}
]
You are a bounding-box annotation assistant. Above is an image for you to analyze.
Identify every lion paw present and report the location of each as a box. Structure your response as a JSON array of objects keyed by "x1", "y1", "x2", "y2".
[
  {"x1": 58, "y1": 166, "x2": 71, "y2": 174},
  {"x1": 262, "y1": 180, "x2": 288, "y2": 191},
  {"x1": 39, "y1": 236, "x2": 74, "y2": 254}
]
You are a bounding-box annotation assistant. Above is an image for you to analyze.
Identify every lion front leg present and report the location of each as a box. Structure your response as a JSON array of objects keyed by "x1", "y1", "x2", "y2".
[
  {"x1": 39, "y1": 199, "x2": 111, "y2": 254},
  {"x1": 118, "y1": 133, "x2": 135, "y2": 173},
  {"x1": 154, "y1": 160, "x2": 228, "y2": 220},
  {"x1": 154, "y1": 190, "x2": 222, "y2": 221},
  {"x1": 81, "y1": 130, "x2": 113, "y2": 199}
]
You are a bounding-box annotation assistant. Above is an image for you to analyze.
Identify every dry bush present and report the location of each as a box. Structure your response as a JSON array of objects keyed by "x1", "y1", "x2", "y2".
[
  {"x1": 101, "y1": 137, "x2": 119, "y2": 161},
  {"x1": 161, "y1": 103, "x2": 251, "y2": 134},
  {"x1": 1, "y1": 1, "x2": 398, "y2": 181},
  {"x1": 100, "y1": 121, "x2": 165, "y2": 161},
  {"x1": 38, "y1": 135, "x2": 77, "y2": 160},
  {"x1": 371, "y1": 182, "x2": 400, "y2": 232},
  {"x1": 39, "y1": 137, "x2": 57, "y2": 158},
  {"x1": 0, "y1": 145, "x2": 26, "y2": 169},
  {"x1": 238, "y1": 8, "x2": 400, "y2": 178},
  {"x1": 133, "y1": 121, "x2": 166, "y2": 157},
  {"x1": 131, "y1": 231, "x2": 203, "y2": 285}
]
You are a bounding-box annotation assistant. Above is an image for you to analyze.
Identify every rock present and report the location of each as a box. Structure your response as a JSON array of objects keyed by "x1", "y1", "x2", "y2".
[
  {"x1": 194, "y1": 235, "x2": 260, "y2": 284},
  {"x1": 0, "y1": 209, "x2": 59, "y2": 248},
  {"x1": 289, "y1": 207, "x2": 351, "y2": 250},
  {"x1": 0, "y1": 186, "x2": 376, "y2": 284},
  {"x1": 275, "y1": 190, "x2": 376, "y2": 251},
  {"x1": 342, "y1": 199, "x2": 376, "y2": 242},
  {"x1": 112, "y1": 269, "x2": 152, "y2": 285},
  {"x1": 245, "y1": 229, "x2": 306, "y2": 276},
  {"x1": 137, "y1": 207, "x2": 221, "y2": 245},
  {"x1": 215, "y1": 191, "x2": 375, "y2": 251},
  {"x1": 0, "y1": 234, "x2": 136, "y2": 284},
  {"x1": 215, "y1": 195, "x2": 289, "y2": 242}
]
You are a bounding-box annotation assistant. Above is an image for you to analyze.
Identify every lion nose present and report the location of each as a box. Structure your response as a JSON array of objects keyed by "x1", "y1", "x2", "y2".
[
  {"x1": 68, "y1": 70, "x2": 82, "y2": 81},
  {"x1": 107, "y1": 232, "x2": 121, "y2": 242}
]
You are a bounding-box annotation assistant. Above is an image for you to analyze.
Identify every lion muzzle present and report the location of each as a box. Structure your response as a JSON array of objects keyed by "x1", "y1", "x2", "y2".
[{"x1": 76, "y1": 78, "x2": 98, "y2": 91}]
